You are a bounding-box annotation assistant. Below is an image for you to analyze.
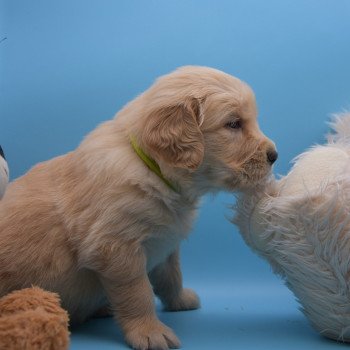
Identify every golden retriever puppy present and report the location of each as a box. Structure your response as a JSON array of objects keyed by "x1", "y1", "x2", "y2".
[{"x1": 0, "y1": 66, "x2": 277, "y2": 350}]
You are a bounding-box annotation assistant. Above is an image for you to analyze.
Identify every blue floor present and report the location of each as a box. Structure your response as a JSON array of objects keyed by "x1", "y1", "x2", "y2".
[{"x1": 70, "y1": 281, "x2": 348, "y2": 350}]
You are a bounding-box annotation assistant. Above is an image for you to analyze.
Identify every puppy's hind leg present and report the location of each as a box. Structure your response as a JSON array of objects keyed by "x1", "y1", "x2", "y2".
[{"x1": 149, "y1": 248, "x2": 200, "y2": 312}]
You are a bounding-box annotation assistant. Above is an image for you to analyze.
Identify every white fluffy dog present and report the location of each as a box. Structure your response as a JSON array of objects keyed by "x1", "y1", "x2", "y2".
[
  {"x1": 0, "y1": 146, "x2": 9, "y2": 199},
  {"x1": 234, "y1": 112, "x2": 350, "y2": 342}
]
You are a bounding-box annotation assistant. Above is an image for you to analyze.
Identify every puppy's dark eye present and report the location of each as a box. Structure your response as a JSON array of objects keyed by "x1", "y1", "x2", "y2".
[{"x1": 225, "y1": 120, "x2": 242, "y2": 130}]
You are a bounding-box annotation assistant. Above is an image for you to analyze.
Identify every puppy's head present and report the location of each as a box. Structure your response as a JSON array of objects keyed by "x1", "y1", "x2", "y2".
[
  {"x1": 0, "y1": 146, "x2": 9, "y2": 199},
  {"x1": 139, "y1": 66, "x2": 277, "y2": 192}
]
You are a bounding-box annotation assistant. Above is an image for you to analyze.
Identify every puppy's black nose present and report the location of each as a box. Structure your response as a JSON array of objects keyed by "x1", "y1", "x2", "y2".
[
  {"x1": 0, "y1": 146, "x2": 5, "y2": 160},
  {"x1": 267, "y1": 149, "x2": 278, "y2": 164}
]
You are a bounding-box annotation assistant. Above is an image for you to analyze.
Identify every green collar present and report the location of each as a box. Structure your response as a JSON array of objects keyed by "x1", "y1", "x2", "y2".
[{"x1": 130, "y1": 136, "x2": 179, "y2": 193}]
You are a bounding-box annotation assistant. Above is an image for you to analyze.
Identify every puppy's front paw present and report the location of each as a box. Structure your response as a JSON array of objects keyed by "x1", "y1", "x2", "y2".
[
  {"x1": 125, "y1": 320, "x2": 180, "y2": 350},
  {"x1": 165, "y1": 288, "x2": 200, "y2": 312}
]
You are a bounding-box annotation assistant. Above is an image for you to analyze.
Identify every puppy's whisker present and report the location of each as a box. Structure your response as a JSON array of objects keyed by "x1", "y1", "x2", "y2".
[{"x1": 236, "y1": 141, "x2": 262, "y2": 168}]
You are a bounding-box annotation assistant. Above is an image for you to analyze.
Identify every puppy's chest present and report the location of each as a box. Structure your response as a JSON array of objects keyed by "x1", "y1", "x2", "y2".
[
  {"x1": 144, "y1": 208, "x2": 196, "y2": 272},
  {"x1": 144, "y1": 232, "x2": 180, "y2": 272}
]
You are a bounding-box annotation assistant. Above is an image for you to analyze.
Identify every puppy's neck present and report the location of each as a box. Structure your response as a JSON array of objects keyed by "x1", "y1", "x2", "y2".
[
  {"x1": 157, "y1": 162, "x2": 213, "y2": 204},
  {"x1": 130, "y1": 135, "x2": 180, "y2": 194}
]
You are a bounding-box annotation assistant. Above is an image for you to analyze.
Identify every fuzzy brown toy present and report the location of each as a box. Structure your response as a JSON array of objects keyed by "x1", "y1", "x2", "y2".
[
  {"x1": 0, "y1": 287, "x2": 70, "y2": 350},
  {"x1": 0, "y1": 149, "x2": 70, "y2": 350}
]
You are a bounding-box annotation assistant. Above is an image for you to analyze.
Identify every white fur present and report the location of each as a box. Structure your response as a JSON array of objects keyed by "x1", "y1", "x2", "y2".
[{"x1": 234, "y1": 112, "x2": 350, "y2": 342}]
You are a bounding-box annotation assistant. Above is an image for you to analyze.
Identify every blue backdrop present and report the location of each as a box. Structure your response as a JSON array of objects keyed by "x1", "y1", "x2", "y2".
[{"x1": 1, "y1": 1, "x2": 350, "y2": 349}]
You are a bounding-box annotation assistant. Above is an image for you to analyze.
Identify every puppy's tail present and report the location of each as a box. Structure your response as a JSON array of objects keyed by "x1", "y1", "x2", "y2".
[{"x1": 327, "y1": 111, "x2": 350, "y2": 143}]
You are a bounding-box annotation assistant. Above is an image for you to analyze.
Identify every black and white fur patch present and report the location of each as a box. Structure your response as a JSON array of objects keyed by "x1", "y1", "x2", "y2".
[
  {"x1": 0, "y1": 146, "x2": 9, "y2": 199},
  {"x1": 0, "y1": 145, "x2": 5, "y2": 160}
]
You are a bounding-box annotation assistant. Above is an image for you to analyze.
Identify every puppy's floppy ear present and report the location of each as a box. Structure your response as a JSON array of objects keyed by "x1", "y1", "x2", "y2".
[{"x1": 142, "y1": 98, "x2": 204, "y2": 170}]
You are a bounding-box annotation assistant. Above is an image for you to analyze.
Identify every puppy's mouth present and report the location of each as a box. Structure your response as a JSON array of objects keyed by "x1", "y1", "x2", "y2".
[
  {"x1": 200, "y1": 144, "x2": 275, "y2": 192},
  {"x1": 216, "y1": 164, "x2": 271, "y2": 193},
  {"x1": 230, "y1": 146, "x2": 274, "y2": 190},
  {"x1": 239, "y1": 161, "x2": 272, "y2": 186},
  {"x1": 240, "y1": 170, "x2": 272, "y2": 189}
]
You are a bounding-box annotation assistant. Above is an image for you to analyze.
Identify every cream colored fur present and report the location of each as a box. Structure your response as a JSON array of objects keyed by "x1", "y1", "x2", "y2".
[
  {"x1": 234, "y1": 112, "x2": 350, "y2": 342},
  {"x1": 0, "y1": 66, "x2": 276, "y2": 350}
]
